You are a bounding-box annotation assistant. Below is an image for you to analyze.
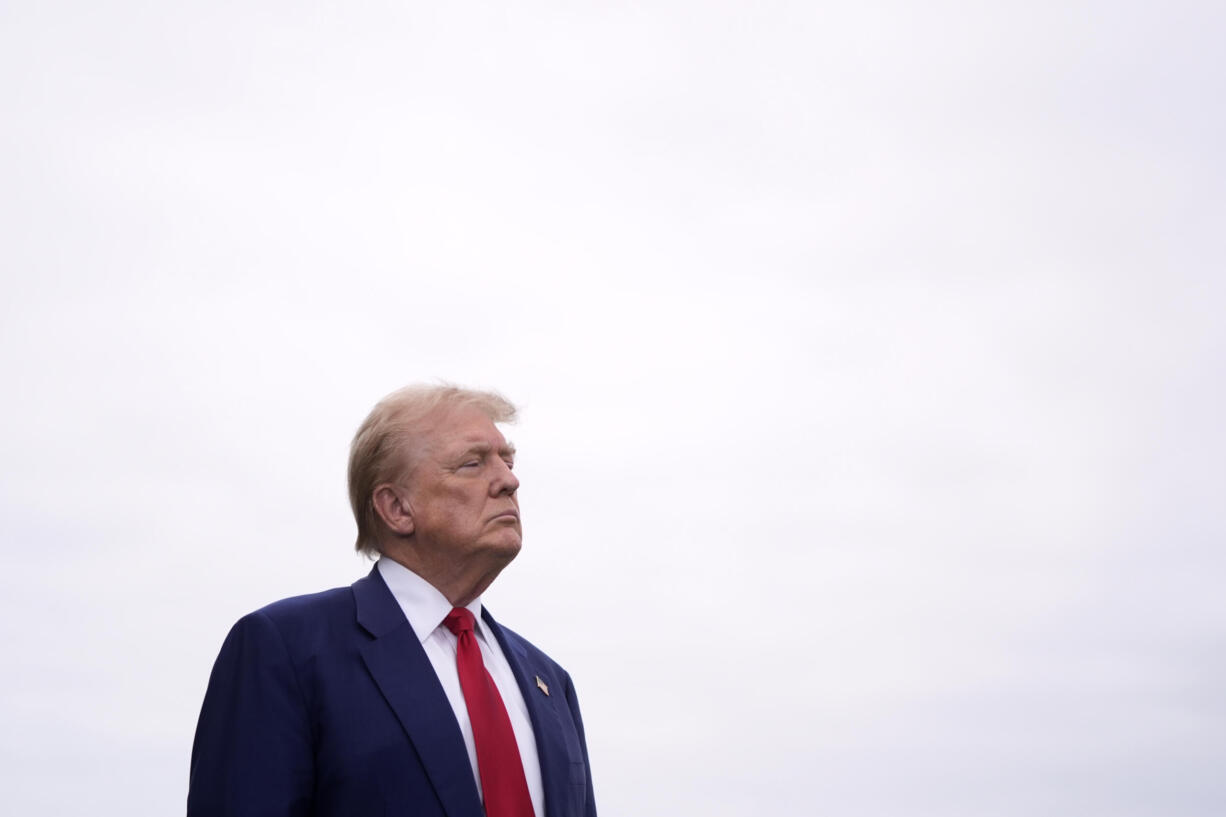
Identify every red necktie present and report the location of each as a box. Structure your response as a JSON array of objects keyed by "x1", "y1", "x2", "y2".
[{"x1": 443, "y1": 608, "x2": 535, "y2": 817}]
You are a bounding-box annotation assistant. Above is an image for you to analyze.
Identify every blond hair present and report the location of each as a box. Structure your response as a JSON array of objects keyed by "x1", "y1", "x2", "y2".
[{"x1": 348, "y1": 384, "x2": 517, "y2": 556}]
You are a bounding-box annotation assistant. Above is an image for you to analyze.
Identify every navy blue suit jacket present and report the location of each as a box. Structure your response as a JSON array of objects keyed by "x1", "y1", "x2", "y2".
[{"x1": 188, "y1": 566, "x2": 596, "y2": 817}]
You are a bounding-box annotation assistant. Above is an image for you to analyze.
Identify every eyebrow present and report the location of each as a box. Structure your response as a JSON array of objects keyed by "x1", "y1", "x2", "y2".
[{"x1": 456, "y1": 441, "x2": 516, "y2": 458}]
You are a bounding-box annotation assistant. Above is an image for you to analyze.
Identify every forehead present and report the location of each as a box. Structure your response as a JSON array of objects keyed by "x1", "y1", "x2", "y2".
[{"x1": 425, "y1": 405, "x2": 514, "y2": 452}]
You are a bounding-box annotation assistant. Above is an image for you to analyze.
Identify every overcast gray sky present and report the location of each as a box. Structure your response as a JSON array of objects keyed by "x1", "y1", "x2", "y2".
[{"x1": 2, "y1": 1, "x2": 1224, "y2": 815}]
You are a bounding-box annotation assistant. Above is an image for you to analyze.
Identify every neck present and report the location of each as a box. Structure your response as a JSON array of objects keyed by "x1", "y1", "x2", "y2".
[{"x1": 380, "y1": 544, "x2": 504, "y2": 608}]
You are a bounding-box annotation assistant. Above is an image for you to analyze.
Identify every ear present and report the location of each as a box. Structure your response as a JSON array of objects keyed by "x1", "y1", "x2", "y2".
[{"x1": 372, "y1": 483, "x2": 415, "y2": 536}]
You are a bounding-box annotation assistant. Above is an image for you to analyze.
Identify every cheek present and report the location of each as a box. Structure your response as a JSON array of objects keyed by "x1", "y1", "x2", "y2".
[{"x1": 447, "y1": 488, "x2": 487, "y2": 518}]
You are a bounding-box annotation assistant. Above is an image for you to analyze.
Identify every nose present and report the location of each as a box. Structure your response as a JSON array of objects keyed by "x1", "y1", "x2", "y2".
[{"x1": 492, "y1": 459, "x2": 519, "y2": 496}]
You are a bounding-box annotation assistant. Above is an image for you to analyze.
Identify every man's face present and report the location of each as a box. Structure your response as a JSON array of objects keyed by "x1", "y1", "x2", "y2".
[{"x1": 401, "y1": 405, "x2": 522, "y2": 571}]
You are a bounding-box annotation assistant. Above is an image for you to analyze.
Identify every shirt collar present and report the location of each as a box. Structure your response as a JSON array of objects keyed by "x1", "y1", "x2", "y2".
[{"x1": 377, "y1": 556, "x2": 485, "y2": 644}]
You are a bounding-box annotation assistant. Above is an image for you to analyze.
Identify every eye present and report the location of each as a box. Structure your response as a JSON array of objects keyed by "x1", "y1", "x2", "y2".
[{"x1": 459, "y1": 460, "x2": 480, "y2": 469}]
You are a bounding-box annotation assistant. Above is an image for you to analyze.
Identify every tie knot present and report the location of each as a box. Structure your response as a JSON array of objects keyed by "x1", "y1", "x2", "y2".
[{"x1": 443, "y1": 607, "x2": 476, "y2": 637}]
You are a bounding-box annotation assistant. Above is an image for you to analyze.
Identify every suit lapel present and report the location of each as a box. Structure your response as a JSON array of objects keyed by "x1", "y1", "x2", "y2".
[
  {"x1": 353, "y1": 567, "x2": 483, "y2": 817},
  {"x1": 483, "y1": 608, "x2": 571, "y2": 817}
]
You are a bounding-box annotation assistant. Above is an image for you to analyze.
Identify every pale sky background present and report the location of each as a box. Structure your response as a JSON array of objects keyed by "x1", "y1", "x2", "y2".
[{"x1": 2, "y1": 1, "x2": 1224, "y2": 815}]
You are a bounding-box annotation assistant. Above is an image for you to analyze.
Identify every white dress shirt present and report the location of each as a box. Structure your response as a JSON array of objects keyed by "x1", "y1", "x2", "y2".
[{"x1": 377, "y1": 557, "x2": 544, "y2": 817}]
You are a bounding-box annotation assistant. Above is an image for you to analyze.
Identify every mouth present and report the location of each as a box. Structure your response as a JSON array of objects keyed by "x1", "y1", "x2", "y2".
[{"x1": 491, "y1": 510, "x2": 520, "y2": 523}]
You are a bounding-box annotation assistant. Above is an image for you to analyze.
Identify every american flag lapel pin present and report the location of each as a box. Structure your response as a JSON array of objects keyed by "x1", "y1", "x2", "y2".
[{"x1": 535, "y1": 675, "x2": 550, "y2": 696}]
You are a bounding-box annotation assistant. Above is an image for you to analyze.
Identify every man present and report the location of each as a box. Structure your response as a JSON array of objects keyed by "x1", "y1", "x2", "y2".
[{"x1": 188, "y1": 385, "x2": 597, "y2": 817}]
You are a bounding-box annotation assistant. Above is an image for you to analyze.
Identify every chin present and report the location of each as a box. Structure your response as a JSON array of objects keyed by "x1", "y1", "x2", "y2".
[{"x1": 489, "y1": 535, "x2": 523, "y2": 562}]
